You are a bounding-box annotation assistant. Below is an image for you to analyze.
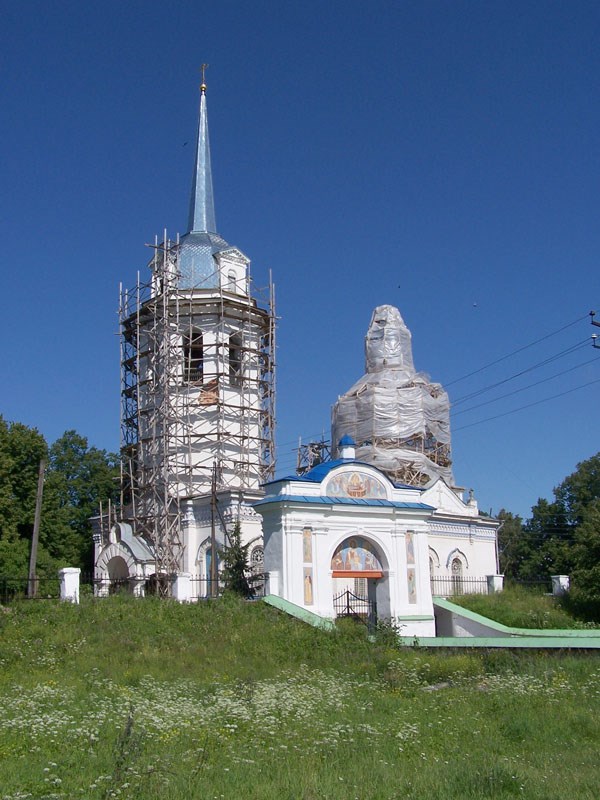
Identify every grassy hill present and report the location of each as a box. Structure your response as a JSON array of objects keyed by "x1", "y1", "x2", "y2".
[
  {"x1": 450, "y1": 584, "x2": 598, "y2": 629},
  {"x1": 1, "y1": 595, "x2": 599, "y2": 799}
]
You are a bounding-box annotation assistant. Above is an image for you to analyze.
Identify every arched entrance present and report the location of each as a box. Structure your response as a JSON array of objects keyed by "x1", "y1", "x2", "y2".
[
  {"x1": 330, "y1": 536, "x2": 389, "y2": 624},
  {"x1": 106, "y1": 555, "x2": 131, "y2": 594}
]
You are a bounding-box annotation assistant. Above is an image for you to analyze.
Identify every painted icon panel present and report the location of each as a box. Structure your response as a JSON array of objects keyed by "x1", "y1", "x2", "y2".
[
  {"x1": 326, "y1": 471, "x2": 387, "y2": 499},
  {"x1": 331, "y1": 537, "x2": 383, "y2": 572}
]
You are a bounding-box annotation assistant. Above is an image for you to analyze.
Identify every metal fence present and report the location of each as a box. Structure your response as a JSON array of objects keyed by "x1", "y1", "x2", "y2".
[
  {"x1": 78, "y1": 573, "x2": 265, "y2": 601},
  {"x1": 0, "y1": 575, "x2": 60, "y2": 603},
  {"x1": 430, "y1": 576, "x2": 489, "y2": 597}
]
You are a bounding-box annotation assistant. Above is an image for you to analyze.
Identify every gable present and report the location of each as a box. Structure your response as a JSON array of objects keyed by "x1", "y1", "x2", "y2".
[{"x1": 421, "y1": 479, "x2": 478, "y2": 517}]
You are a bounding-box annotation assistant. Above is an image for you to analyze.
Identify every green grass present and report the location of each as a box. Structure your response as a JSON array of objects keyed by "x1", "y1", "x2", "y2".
[
  {"x1": 449, "y1": 584, "x2": 595, "y2": 630},
  {"x1": 1, "y1": 595, "x2": 599, "y2": 799}
]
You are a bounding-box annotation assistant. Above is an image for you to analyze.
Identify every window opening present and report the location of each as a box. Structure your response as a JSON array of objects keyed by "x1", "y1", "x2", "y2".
[
  {"x1": 184, "y1": 330, "x2": 203, "y2": 383},
  {"x1": 229, "y1": 333, "x2": 243, "y2": 387}
]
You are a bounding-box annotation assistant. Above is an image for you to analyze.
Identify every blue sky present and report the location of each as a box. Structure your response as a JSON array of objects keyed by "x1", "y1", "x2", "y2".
[{"x1": 2, "y1": 0, "x2": 599, "y2": 519}]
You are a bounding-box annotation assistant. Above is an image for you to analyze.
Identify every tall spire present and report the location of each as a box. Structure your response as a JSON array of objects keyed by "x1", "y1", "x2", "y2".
[{"x1": 187, "y1": 66, "x2": 217, "y2": 235}]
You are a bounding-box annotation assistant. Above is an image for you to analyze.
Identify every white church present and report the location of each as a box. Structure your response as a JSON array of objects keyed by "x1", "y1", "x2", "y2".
[{"x1": 93, "y1": 80, "x2": 500, "y2": 634}]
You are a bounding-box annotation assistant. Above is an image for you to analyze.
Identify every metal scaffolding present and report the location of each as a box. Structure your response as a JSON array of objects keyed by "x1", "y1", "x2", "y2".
[
  {"x1": 296, "y1": 437, "x2": 331, "y2": 476},
  {"x1": 118, "y1": 231, "x2": 276, "y2": 577}
]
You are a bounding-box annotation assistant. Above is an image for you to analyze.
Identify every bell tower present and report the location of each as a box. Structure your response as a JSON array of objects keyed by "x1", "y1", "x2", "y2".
[{"x1": 115, "y1": 75, "x2": 276, "y2": 586}]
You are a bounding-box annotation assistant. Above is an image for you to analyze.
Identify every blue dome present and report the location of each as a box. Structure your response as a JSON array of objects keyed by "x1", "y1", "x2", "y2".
[{"x1": 178, "y1": 231, "x2": 230, "y2": 289}]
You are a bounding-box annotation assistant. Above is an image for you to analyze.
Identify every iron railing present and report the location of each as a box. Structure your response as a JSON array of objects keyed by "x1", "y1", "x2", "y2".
[
  {"x1": 0, "y1": 575, "x2": 60, "y2": 603},
  {"x1": 430, "y1": 576, "x2": 488, "y2": 597}
]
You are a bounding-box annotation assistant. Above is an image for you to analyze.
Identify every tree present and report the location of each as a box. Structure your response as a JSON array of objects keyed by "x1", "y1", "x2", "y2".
[
  {"x1": 496, "y1": 509, "x2": 526, "y2": 579},
  {"x1": 0, "y1": 418, "x2": 119, "y2": 575},
  {"x1": 42, "y1": 431, "x2": 119, "y2": 569},
  {"x1": 0, "y1": 417, "x2": 48, "y2": 575},
  {"x1": 501, "y1": 452, "x2": 600, "y2": 619},
  {"x1": 521, "y1": 497, "x2": 572, "y2": 579},
  {"x1": 565, "y1": 499, "x2": 600, "y2": 620},
  {"x1": 219, "y1": 522, "x2": 253, "y2": 598},
  {"x1": 554, "y1": 453, "x2": 600, "y2": 526}
]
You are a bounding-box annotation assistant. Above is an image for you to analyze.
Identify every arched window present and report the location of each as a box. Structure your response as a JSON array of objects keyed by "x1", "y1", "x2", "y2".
[
  {"x1": 250, "y1": 545, "x2": 264, "y2": 571},
  {"x1": 198, "y1": 542, "x2": 220, "y2": 598},
  {"x1": 227, "y1": 270, "x2": 237, "y2": 292},
  {"x1": 229, "y1": 333, "x2": 243, "y2": 387},
  {"x1": 183, "y1": 330, "x2": 203, "y2": 383}
]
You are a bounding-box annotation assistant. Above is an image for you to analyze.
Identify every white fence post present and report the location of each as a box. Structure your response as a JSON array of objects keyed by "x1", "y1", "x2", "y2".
[
  {"x1": 59, "y1": 568, "x2": 80, "y2": 604},
  {"x1": 486, "y1": 574, "x2": 504, "y2": 593},
  {"x1": 172, "y1": 572, "x2": 192, "y2": 602},
  {"x1": 551, "y1": 575, "x2": 570, "y2": 596}
]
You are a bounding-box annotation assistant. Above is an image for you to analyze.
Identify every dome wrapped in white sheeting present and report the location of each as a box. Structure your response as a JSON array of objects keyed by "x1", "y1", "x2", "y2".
[{"x1": 331, "y1": 305, "x2": 453, "y2": 487}]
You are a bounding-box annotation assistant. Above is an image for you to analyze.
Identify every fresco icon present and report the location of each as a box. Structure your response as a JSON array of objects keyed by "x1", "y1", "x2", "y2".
[
  {"x1": 327, "y1": 471, "x2": 387, "y2": 499},
  {"x1": 303, "y1": 567, "x2": 314, "y2": 605},
  {"x1": 331, "y1": 537, "x2": 383, "y2": 573}
]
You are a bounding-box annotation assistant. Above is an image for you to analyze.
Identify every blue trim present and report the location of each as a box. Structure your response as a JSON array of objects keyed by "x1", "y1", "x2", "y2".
[
  {"x1": 254, "y1": 494, "x2": 434, "y2": 510},
  {"x1": 263, "y1": 458, "x2": 420, "y2": 490}
]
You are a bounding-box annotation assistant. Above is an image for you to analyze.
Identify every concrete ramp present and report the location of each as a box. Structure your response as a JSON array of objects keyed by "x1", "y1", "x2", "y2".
[
  {"x1": 263, "y1": 594, "x2": 335, "y2": 630},
  {"x1": 408, "y1": 598, "x2": 600, "y2": 649},
  {"x1": 262, "y1": 595, "x2": 600, "y2": 649}
]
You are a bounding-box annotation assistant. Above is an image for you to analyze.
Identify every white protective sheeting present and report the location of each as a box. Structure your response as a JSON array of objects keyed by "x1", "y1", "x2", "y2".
[{"x1": 332, "y1": 305, "x2": 454, "y2": 486}]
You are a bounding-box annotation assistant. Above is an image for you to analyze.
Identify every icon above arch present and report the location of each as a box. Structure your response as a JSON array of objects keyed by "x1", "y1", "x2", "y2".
[{"x1": 331, "y1": 536, "x2": 384, "y2": 578}]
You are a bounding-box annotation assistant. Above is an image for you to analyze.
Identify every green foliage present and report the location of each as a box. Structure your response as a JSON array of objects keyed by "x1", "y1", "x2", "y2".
[
  {"x1": 219, "y1": 521, "x2": 253, "y2": 598},
  {"x1": 0, "y1": 416, "x2": 48, "y2": 575},
  {"x1": 43, "y1": 430, "x2": 119, "y2": 568},
  {"x1": 1, "y1": 598, "x2": 600, "y2": 799},
  {"x1": 452, "y1": 585, "x2": 591, "y2": 629},
  {"x1": 497, "y1": 509, "x2": 526, "y2": 579},
  {"x1": 562, "y1": 499, "x2": 600, "y2": 621},
  {"x1": 0, "y1": 417, "x2": 119, "y2": 576},
  {"x1": 502, "y1": 453, "x2": 600, "y2": 616}
]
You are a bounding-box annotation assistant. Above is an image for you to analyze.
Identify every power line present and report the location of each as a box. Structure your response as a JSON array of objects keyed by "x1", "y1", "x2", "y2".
[
  {"x1": 452, "y1": 354, "x2": 600, "y2": 417},
  {"x1": 454, "y1": 376, "x2": 600, "y2": 432},
  {"x1": 445, "y1": 313, "x2": 590, "y2": 388},
  {"x1": 452, "y1": 338, "x2": 591, "y2": 406}
]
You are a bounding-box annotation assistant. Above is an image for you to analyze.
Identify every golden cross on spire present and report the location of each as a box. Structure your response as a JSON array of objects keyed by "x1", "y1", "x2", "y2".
[{"x1": 200, "y1": 63, "x2": 209, "y2": 93}]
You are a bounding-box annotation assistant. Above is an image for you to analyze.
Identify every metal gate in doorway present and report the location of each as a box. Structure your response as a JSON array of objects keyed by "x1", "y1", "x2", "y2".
[{"x1": 333, "y1": 589, "x2": 377, "y2": 629}]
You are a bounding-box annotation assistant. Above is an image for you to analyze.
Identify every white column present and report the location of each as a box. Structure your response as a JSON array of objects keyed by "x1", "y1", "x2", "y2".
[
  {"x1": 59, "y1": 568, "x2": 80, "y2": 604},
  {"x1": 172, "y1": 572, "x2": 192, "y2": 602},
  {"x1": 551, "y1": 575, "x2": 570, "y2": 596},
  {"x1": 486, "y1": 574, "x2": 504, "y2": 593}
]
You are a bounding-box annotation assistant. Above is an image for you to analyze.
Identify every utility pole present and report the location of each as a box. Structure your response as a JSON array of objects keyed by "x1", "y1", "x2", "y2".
[
  {"x1": 27, "y1": 459, "x2": 46, "y2": 598},
  {"x1": 591, "y1": 310, "x2": 600, "y2": 348}
]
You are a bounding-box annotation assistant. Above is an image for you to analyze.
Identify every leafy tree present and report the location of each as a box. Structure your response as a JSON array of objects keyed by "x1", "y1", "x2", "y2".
[
  {"x1": 554, "y1": 453, "x2": 600, "y2": 525},
  {"x1": 0, "y1": 418, "x2": 119, "y2": 575},
  {"x1": 0, "y1": 417, "x2": 48, "y2": 575},
  {"x1": 496, "y1": 509, "x2": 526, "y2": 579},
  {"x1": 219, "y1": 522, "x2": 253, "y2": 598},
  {"x1": 502, "y1": 452, "x2": 600, "y2": 619},
  {"x1": 42, "y1": 431, "x2": 119, "y2": 569},
  {"x1": 520, "y1": 497, "x2": 572, "y2": 579},
  {"x1": 565, "y1": 499, "x2": 600, "y2": 620}
]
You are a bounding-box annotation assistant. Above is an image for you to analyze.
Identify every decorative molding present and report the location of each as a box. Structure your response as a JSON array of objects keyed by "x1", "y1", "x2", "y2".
[{"x1": 446, "y1": 548, "x2": 469, "y2": 570}]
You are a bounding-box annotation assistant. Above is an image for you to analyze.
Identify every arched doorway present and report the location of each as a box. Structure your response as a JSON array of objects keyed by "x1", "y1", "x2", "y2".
[
  {"x1": 330, "y1": 536, "x2": 389, "y2": 624},
  {"x1": 197, "y1": 540, "x2": 221, "y2": 598},
  {"x1": 106, "y1": 555, "x2": 131, "y2": 594}
]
